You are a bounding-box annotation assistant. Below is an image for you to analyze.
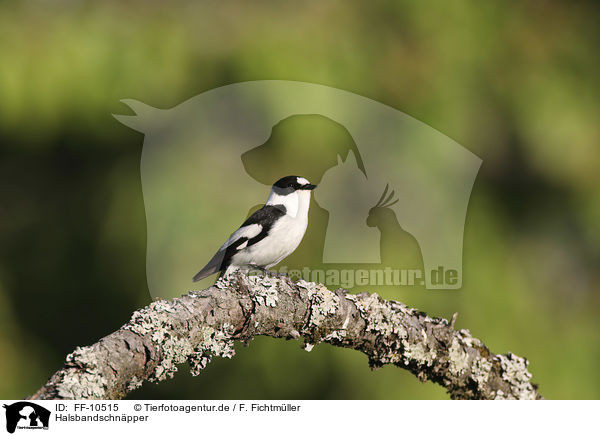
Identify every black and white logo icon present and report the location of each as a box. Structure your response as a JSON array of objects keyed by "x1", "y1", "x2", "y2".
[{"x1": 3, "y1": 402, "x2": 50, "y2": 434}]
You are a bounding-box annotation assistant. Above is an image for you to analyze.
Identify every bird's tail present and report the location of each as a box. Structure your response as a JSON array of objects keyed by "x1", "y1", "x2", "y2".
[
  {"x1": 193, "y1": 266, "x2": 218, "y2": 282},
  {"x1": 192, "y1": 251, "x2": 225, "y2": 282}
]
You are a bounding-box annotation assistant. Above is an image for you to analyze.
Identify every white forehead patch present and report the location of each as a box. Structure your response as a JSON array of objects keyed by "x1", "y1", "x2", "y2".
[{"x1": 297, "y1": 177, "x2": 309, "y2": 185}]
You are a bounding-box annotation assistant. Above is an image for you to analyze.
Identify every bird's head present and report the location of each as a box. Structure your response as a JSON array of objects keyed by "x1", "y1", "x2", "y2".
[
  {"x1": 272, "y1": 175, "x2": 317, "y2": 194},
  {"x1": 266, "y1": 175, "x2": 317, "y2": 216},
  {"x1": 366, "y1": 184, "x2": 399, "y2": 228}
]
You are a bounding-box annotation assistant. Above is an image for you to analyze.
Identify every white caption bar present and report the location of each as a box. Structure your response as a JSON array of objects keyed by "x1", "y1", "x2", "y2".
[{"x1": 1, "y1": 400, "x2": 596, "y2": 436}]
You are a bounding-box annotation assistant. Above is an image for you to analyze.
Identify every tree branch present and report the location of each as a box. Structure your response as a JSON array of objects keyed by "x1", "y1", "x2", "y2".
[{"x1": 29, "y1": 272, "x2": 542, "y2": 400}]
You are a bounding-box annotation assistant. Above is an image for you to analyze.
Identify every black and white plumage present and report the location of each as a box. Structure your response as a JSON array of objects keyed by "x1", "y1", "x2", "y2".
[{"x1": 193, "y1": 176, "x2": 317, "y2": 281}]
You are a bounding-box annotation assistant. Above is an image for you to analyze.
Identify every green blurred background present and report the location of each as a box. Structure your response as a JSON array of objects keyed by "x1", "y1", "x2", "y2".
[{"x1": 1, "y1": 0, "x2": 599, "y2": 399}]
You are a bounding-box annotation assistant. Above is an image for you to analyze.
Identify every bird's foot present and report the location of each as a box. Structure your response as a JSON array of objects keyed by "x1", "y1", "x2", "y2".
[{"x1": 246, "y1": 265, "x2": 280, "y2": 278}]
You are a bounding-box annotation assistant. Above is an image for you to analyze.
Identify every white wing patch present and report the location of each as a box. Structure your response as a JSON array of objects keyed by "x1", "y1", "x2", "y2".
[
  {"x1": 237, "y1": 240, "x2": 248, "y2": 250},
  {"x1": 220, "y1": 223, "x2": 262, "y2": 250}
]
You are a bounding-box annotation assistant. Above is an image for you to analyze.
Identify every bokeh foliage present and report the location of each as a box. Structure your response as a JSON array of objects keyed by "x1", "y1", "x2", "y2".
[{"x1": 1, "y1": 0, "x2": 599, "y2": 399}]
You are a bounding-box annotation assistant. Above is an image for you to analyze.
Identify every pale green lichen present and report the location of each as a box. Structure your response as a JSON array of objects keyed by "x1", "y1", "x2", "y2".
[
  {"x1": 323, "y1": 310, "x2": 352, "y2": 342},
  {"x1": 345, "y1": 293, "x2": 425, "y2": 366},
  {"x1": 126, "y1": 299, "x2": 177, "y2": 338},
  {"x1": 303, "y1": 343, "x2": 315, "y2": 352},
  {"x1": 346, "y1": 293, "x2": 407, "y2": 339},
  {"x1": 447, "y1": 337, "x2": 470, "y2": 376},
  {"x1": 471, "y1": 355, "x2": 492, "y2": 385},
  {"x1": 188, "y1": 325, "x2": 236, "y2": 376},
  {"x1": 127, "y1": 375, "x2": 144, "y2": 392},
  {"x1": 153, "y1": 336, "x2": 195, "y2": 380},
  {"x1": 322, "y1": 325, "x2": 348, "y2": 342},
  {"x1": 123, "y1": 299, "x2": 235, "y2": 382},
  {"x1": 497, "y1": 353, "x2": 537, "y2": 400},
  {"x1": 494, "y1": 389, "x2": 507, "y2": 400},
  {"x1": 402, "y1": 341, "x2": 435, "y2": 366},
  {"x1": 246, "y1": 274, "x2": 279, "y2": 307},
  {"x1": 347, "y1": 294, "x2": 440, "y2": 368},
  {"x1": 298, "y1": 280, "x2": 339, "y2": 328},
  {"x1": 445, "y1": 330, "x2": 539, "y2": 399},
  {"x1": 296, "y1": 280, "x2": 341, "y2": 351},
  {"x1": 447, "y1": 334, "x2": 493, "y2": 388},
  {"x1": 58, "y1": 346, "x2": 108, "y2": 400}
]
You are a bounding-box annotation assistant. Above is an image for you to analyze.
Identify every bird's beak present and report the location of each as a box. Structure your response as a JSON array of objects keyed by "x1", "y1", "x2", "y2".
[{"x1": 303, "y1": 184, "x2": 317, "y2": 190}]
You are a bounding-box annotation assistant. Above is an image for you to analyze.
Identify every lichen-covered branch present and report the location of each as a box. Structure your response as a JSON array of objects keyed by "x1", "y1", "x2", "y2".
[{"x1": 29, "y1": 272, "x2": 542, "y2": 400}]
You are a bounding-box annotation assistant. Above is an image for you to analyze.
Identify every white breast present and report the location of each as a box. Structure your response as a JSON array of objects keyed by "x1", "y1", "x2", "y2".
[{"x1": 230, "y1": 190, "x2": 311, "y2": 268}]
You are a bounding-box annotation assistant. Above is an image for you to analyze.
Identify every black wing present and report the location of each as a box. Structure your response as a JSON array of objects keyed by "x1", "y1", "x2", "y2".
[{"x1": 193, "y1": 205, "x2": 286, "y2": 281}]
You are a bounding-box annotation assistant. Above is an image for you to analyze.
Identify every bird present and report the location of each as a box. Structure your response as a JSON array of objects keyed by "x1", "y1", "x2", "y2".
[{"x1": 193, "y1": 175, "x2": 317, "y2": 281}]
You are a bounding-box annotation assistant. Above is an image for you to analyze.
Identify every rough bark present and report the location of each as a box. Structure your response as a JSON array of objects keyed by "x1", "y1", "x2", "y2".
[{"x1": 29, "y1": 272, "x2": 542, "y2": 400}]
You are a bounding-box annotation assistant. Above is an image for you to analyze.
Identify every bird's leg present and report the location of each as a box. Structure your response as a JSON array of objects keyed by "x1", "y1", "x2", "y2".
[
  {"x1": 247, "y1": 265, "x2": 285, "y2": 278},
  {"x1": 246, "y1": 264, "x2": 269, "y2": 276}
]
